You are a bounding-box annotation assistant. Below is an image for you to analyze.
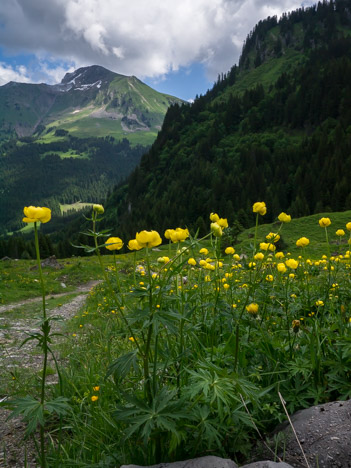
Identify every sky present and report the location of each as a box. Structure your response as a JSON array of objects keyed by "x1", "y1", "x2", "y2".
[{"x1": 0, "y1": 0, "x2": 314, "y2": 102}]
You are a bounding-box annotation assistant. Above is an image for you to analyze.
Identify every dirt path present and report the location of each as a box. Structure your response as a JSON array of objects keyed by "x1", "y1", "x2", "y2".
[{"x1": 0, "y1": 280, "x2": 100, "y2": 467}]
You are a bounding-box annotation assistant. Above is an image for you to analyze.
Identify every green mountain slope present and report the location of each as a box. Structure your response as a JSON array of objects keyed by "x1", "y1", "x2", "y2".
[
  {"x1": 0, "y1": 65, "x2": 183, "y2": 146},
  {"x1": 102, "y1": 0, "x2": 351, "y2": 240},
  {"x1": 0, "y1": 66, "x2": 184, "y2": 233}
]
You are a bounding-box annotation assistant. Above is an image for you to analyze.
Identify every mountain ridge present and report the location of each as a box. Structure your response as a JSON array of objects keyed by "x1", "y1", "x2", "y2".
[{"x1": 0, "y1": 64, "x2": 183, "y2": 144}]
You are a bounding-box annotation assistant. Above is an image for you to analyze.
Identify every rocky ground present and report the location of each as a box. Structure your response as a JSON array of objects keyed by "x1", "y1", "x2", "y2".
[{"x1": 0, "y1": 281, "x2": 100, "y2": 468}]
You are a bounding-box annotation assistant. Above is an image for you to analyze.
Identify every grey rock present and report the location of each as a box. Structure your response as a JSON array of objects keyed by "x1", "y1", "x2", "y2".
[
  {"x1": 121, "y1": 455, "x2": 238, "y2": 468},
  {"x1": 264, "y1": 400, "x2": 351, "y2": 468},
  {"x1": 240, "y1": 462, "x2": 293, "y2": 468}
]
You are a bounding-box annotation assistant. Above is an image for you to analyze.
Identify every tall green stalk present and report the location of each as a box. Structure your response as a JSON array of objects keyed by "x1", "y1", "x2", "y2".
[{"x1": 34, "y1": 222, "x2": 48, "y2": 468}]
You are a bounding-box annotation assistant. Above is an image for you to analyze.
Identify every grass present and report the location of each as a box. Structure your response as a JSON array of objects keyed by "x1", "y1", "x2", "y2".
[
  {"x1": 235, "y1": 210, "x2": 351, "y2": 257},
  {"x1": 59, "y1": 202, "x2": 94, "y2": 214},
  {"x1": 0, "y1": 256, "x2": 103, "y2": 304}
]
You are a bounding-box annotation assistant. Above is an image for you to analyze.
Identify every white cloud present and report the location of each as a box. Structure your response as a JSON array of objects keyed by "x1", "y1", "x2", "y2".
[
  {"x1": 0, "y1": 63, "x2": 30, "y2": 85},
  {"x1": 0, "y1": 0, "x2": 309, "y2": 84}
]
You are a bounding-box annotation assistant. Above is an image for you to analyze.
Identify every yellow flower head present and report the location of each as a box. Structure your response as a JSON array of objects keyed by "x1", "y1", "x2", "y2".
[
  {"x1": 23, "y1": 206, "x2": 51, "y2": 224},
  {"x1": 315, "y1": 300, "x2": 324, "y2": 306},
  {"x1": 346, "y1": 222, "x2": 351, "y2": 231},
  {"x1": 210, "y1": 212, "x2": 219, "y2": 222},
  {"x1": 319, "y1": 217, "x2": 331, "y2": 228},
  {"x1": 296, "y1": 237, "x2": 310, "y2": 248},
  {"x1": 254, "y1": 252, "x2": 264, "y2": 261},
  {"x1": 218, "y1": 218, "x2": 228, "y2": 228},
  {"x1": 252, "y1": 202, "x2": 267, "y2": 216},
  {"x1": 336, "y1": 229, "x2": 345, "y2": 237},
  {"x1": 266, "y1": 274, "x2": 274, "y2": 282},
  {"x1": 136, "y1": 230, "x2": 162, "y2": 248},
  {"x1": 93, "y1": 204, "x2": 104, "y2": 214},
  {"x1": 91, "y1": 395, "x2": 99, "y2": 402},
  {"x1": 169, "y1": 227, "x2": 189, "y2": 243},
  {"x1": 105, "y1": 237, "x2": 123, "y2": 251},
  {"x1": 199, "y1": 248, "x2": 209, "y2": 255},
  {"x1": 93, "y1": 386, "x2": 100, "y2": 392},
  {"x1": 277, "y1": 262, "x2": 287, "y2": 273},
  {"x1": 225, "y1": 247, "x2": 235, "y2": 255},
  {"x1": 278, "y1": 212, "x2": 291, "y2": 223},
  {"x1": 246, "y1": 303, "x2": 259, "y2": 315},
  {"x1": 275, "y1": 251, "x2": 285, "y2": 259},
  {"x1": 260, "y1": 242, "x2": 276, "y2": 251},
  {"x1": 266, "y1": 232, "x2": 280, "y2": 243},
  {"x1": 188, "y1": 258, "x2": 196, "y2": 266},
  {"x1": 127, "y1": 239, "x2": 142, "y2": 251},
  {"x1": 211, "y1": 222, "x2": 223, "y2": 237},
  {"x1": 286, "y1": 258, "x2": 299, "y2": 269}
]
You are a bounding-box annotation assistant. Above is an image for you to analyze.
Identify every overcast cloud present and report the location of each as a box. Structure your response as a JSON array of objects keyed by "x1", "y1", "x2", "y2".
[{"x1": 0, "y1": 0, "x2": 314, "y2": 86}]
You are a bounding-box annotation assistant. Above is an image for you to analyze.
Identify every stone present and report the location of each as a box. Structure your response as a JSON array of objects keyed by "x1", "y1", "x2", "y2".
[
  {"x1": 120, "y1": 455, "x2": 238, "y2": 468},
  {"x1": 263, "y1": 400, "x2": 351, "y2": 468},
  {"x1": 240, "y1": 462, "x2": 293, "y2": 468}
]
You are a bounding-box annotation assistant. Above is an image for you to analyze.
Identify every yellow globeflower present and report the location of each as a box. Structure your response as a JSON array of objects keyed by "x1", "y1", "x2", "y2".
[
  {"x1": 266, "y1": 232, "x2": 280, "y2": 243},
  {"x1": 286, "y1": 258, "x2": 299, "y2": 269},
  {"x1": 136, "y1": 230, "x2": 162, "y2": 248},
  {"x1": 252, "y1": 202, "x2": 267, "y2": 215},
  {"x1": 128, "y1": 239, "x2": 142, "y2": 251},
  {"x1": 296, "y1": 237, "x2": 310, "y2": 247},
  {"x1": 199, "y1": 248, "x2": 209, "y2": 255},
  {"x1": 278, "y1": 212, "x2": 291, "y2": 223},
  {"x1": 246, "y1": 303, "x2": 259, "y2": 315},
  {"x1": 266, "y1": 275, "x2": 274, "y2": 282},
  {"x1": 225, "y1": 247, "x2": 235, "y2": 255},
  {"x1": 275, "y1": 251, "x2": 285, "y2": 259},
  {"x1": 346, "y1": 222, "x2": 351, "y2": 231},
  {"x1": 23, "y1": 206, "x2": 51, "y2": 223},
  {"x1": 260, "y1": 242, "x2": 276, "y2": 251},
  {"x1": 315, "y1": 300, "x2": 324, "y2": 306},
  {"x1": 254, "y1": 252, "x2": 264, "y2": 261},
  {"x1": 105, "y1": 237, "x2": 123, "y2": 251},
  {"x1": 218, "y1": 218, "x2": 228, "y2": 228},
  {"x1": 188, "y1": 258, "x2": 197, "y2": 266},
  {"x1": 169, "y1": 228, "x2": 189, "y2": 243},
  {"x1": 91, "y1": 395, "x2": 99, "y2": 402},
  {"x1": 277, "y1": 263, "x2": 287, "y2": 273},
  {"x1": 164, "y1": 229, "x2": 175, "y2": 240},
  {"x1": 319, "y1": 217, "x2": 331, "y2": 228},
  {"x1": 210, "y1": 212, "x2": 219, "y2": 222},
  {"x1": 211, "y1": 222, "x2": 223, "y2": 237},
  {"x1": 336, "y1": 229, "x2": 345, "y2": 237}
]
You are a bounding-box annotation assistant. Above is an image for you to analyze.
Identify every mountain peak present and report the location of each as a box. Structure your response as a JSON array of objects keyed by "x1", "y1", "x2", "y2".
[{"x1": 61, "y1": 65, "x2": 119, "y2": 87}]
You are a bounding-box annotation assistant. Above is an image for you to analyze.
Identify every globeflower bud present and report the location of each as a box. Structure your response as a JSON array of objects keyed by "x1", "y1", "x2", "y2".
[
  {"x1": 93, "y1": 204, "x2": 104, "y2": 214},
  {"x1": 211, "y1": 222, "x2": 223, "y2": 237}
]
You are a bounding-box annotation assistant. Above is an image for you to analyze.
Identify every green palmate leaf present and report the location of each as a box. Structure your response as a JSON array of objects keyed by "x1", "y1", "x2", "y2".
[
  {"x1": 7, "y1": 396, "x2": 44, "y2": 436},
  {"x1": 45, "y1": 397, "x2": 71, "y2": 416},
  {"x1": 106, "y1": 350, "x2": 139, "y2": 380},
  {"x1": 115, "y1": 388, "x2": 188, "y2": 444}
]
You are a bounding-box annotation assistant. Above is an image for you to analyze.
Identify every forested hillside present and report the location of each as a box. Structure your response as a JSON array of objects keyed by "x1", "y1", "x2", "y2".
[
  {"x1": 0, "y1": 137, "x2": 146, "y2": 234},
  {"x1": 102, "y1": 0, "x2": 351, "y2": 240}
]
